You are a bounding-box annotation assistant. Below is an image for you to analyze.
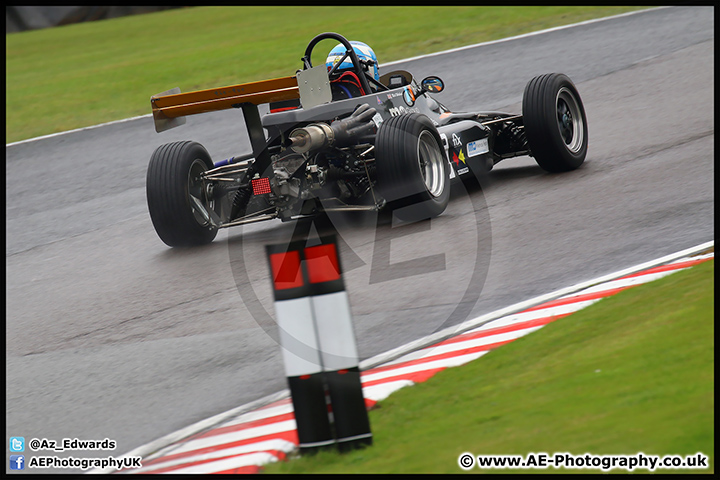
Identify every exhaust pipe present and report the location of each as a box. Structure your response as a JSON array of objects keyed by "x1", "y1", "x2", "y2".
[{"x1": 289, "y1": 123, "x2": 335, "y2": 154}]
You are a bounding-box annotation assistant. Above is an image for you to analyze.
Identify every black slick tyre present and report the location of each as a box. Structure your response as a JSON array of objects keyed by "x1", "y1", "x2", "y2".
[
  {"x1": 522, "y1": 73, "x2": 588, "y2": 172},
  {"x1": 375, "y1": 113, "x2": 450, "y2": 222},
  {"x1": 146, "y1": 141, "x2": 219, "y2": 247}
]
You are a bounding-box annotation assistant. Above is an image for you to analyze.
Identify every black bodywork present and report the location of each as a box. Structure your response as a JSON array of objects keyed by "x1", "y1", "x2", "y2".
[{"x1": 146, "y1": 32, "x2": 586, "y2": 247}]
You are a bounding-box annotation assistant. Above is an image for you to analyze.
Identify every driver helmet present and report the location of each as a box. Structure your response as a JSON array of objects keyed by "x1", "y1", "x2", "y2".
[{"x1": 326, "y1": 41, "x2": 379, "y2": 81}]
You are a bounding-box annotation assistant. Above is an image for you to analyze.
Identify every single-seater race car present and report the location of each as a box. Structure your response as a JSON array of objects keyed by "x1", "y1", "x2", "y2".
[{"x1": 147, "y1": 32, "x2": 588, "y2": 247}]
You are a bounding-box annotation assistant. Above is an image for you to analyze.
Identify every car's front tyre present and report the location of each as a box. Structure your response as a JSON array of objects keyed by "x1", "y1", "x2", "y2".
[{"x1": 523, "y1": 73, "x2": 588, "y2": 172}]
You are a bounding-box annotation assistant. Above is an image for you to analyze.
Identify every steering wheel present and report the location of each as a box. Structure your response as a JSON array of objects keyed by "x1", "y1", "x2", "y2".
[{"x1": 301, "y1": 32, "x2": 373, "y2": 96}]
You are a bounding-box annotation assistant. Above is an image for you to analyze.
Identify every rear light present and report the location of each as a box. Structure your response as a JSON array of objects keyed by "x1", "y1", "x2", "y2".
[{"x1": 251, "y1": 177, "x2": 272, "y2": 195}]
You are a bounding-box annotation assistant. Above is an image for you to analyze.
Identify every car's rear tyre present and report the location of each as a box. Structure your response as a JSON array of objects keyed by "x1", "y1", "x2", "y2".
[
  {"x1": 146, "y1": 141, "x2": 219, "y2": 247},
  {"x1": 523, "y1": 73, "x2": 588, "y2": 172},
  {"x1": 375, "y1": 113, "x2": 450, "y2": 222}
]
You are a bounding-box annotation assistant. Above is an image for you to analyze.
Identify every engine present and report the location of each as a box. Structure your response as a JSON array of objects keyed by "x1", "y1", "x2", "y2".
[{"x1": 227, "y1": 103, "x2": 381, "y2": 222}]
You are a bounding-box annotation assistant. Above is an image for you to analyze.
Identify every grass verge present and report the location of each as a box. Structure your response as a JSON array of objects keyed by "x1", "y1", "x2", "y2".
[
  {"x1": 264, "y1": 259, "x2": 714, "y2": 473},
  {"x1": 6, "y1": 6, "x2": 649, "y2": 143}
]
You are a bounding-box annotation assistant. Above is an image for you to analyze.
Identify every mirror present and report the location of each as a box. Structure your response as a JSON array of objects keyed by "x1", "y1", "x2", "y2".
[{"x1": 421, "y1": 76, "x2": 444, "y2": 93}]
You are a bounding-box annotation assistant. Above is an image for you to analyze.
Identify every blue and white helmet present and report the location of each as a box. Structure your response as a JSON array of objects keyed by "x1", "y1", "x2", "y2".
[{"x1": 326, "y1": 41, "x2": 379, "y2": 81}]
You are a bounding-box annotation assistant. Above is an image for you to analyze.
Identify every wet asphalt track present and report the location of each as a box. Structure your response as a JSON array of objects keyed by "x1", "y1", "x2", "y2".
[{"x1": 5, "y1": 6, "x2": 714, "y2": 473}]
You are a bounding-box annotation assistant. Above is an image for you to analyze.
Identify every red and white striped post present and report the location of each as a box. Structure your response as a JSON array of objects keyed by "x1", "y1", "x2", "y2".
[{"x1": 266, "y1": 235, "x2": 372, "y2": 453}]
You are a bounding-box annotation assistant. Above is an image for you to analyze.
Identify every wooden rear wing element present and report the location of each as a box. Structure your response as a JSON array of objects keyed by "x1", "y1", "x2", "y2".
[
  {"x1": 150, "y1": 75, "x2": 300, "y2": 133},
  {"x1": 150, "y1": 66, "x2": 332, "y2": 134}
]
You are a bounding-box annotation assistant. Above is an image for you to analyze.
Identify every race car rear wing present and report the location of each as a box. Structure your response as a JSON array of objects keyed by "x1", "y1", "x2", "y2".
[
  {"x1": 150, "y1": 66, "x2": 332, "y2": 134},
  {"x1": 151, "y1": 75, "x2": 300, "y2": 133}
]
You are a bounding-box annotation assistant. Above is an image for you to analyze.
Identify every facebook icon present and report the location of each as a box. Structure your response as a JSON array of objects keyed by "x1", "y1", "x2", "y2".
[{"x1": 10, "y1": 455, "x2": 25, "y2": 470}]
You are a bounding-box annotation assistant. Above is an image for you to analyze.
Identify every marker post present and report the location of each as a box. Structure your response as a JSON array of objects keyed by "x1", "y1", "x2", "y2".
[{"x1": 266, "y1": 235, "x2": 372, "y2": 453}]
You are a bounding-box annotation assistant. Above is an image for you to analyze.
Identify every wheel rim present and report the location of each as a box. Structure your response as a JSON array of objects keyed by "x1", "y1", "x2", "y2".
[
  {"x1": 417, "y1": 130, "x2": 446, "y2": 198},
  {"x1": 556, "y1": 87, "x2": 584, "y2": 153},
  {"x1": 187, "y1": 159, "x2": 214, "y2": 226}
]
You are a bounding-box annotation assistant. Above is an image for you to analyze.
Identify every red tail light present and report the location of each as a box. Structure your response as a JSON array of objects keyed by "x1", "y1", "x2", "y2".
[{"x1": 251, "y1": 177, "x2": 272, "y2": 195}]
